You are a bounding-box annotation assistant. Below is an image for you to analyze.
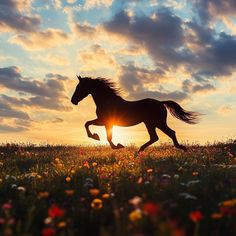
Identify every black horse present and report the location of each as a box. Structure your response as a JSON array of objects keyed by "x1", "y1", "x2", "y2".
[{"x1": 71, "y1": 76, "x2": 200, "y2": 152}]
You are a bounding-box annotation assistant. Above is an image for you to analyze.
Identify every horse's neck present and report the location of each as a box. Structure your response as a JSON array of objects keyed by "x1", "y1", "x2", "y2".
[{"x1": 91, "y1": 91, "x2": 120, "y2": 107}]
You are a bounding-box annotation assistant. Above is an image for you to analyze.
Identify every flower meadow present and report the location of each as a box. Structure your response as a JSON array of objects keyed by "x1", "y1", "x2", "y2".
[{"x1": 0, "y1": 142, "x2": 235, "y2": 236}]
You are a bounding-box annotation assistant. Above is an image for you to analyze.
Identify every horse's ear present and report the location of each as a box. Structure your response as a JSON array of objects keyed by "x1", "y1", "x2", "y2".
[{"x1": 77, "y1": 75, "x2": 82, "y2": 81}]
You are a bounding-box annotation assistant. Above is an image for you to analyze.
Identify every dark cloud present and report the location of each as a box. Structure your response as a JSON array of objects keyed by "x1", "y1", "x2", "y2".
[
  {"x1": 0, "y1": 0, "x2": 40, "y2": 32},
  {"x1": 0, "y1": 66, "x2": 71, "y2": 111},
  {"x1": 51, "y1": 118, "x2": 64, "y2": 123},
  {"x1": 119, "y1": 63, "x2": 188, "y2": 101},
  {"x1": 0, "y1": 100, "x2": 29, "y2": 120},
  {"x1": 193, "y1": 0, "x2": 236, "y2": 24},
  {"x1": 192, "y1": 84, "x2": 215, "y2": 93},
  {"x1": 105, "y1": 9, "x2": 194, "y2": 67},
  {"x1": 0, "y1": 124, "x2": 28, "y2": 133}
]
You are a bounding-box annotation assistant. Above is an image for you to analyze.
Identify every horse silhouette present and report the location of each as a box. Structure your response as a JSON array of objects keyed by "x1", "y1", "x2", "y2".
[{"x1": 71, "y1": 76, "x2": 200, "y2": 152}]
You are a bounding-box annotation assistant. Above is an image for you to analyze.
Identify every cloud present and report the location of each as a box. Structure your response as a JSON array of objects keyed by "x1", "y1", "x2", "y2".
[
  {"x1": 78, "y1": 44, "x2": 117, "y2": 72},
  {"x1": 0, "y1": 66, "x2": 72, "y2": 111},
  {"x1": 0, "y1": 124, "x2": 28, "y2": 133},
  {"x1": 73, "y1": 22, "x2": 97, "y2": 38},
  {"x1": 83, "y1": 0, "x2": 114, "y2": 10},
  {"x1": 0, "y1": 0, "x2": 40, "y2": 33},
  {"x1": 119, "y1": 63, "x2": 187, "y2": 101},
  {"x1": 104, "y1": 9, "x2": 193, "y2": 67},
  {"x1": 0, "y1": 100, "x2": 29, "y2": 120},
  {"x1": 9, "y1": 28, "x2": 70, "y2": 50}
]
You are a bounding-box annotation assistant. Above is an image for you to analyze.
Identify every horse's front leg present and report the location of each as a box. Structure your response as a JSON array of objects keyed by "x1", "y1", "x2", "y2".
[
  {"x1": 105, "y1": 125, "x2": 124, "y2": 149},
  {"x1": 85, "y1": 119, "x2": 103, "y2": 141}
]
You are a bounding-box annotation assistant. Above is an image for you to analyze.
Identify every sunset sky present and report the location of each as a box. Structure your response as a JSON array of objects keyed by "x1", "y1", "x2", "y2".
[{"x1": 0, "y1": 0, "x2": 236, "y2": 146}]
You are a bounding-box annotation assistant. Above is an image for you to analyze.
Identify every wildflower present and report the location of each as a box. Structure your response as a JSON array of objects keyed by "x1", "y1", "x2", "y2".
[
  {"x1": 189, "y1": 210, "x2": 203, "y2": 222},
  {"x1": 137, "y1": 177, "x2": 143, "y2": 184},
  {"x1": 41, "y1": 227, "x2": 55, "y2": 236},
  {"x1": 91, "y1": 198, "x2": 103, "y2": 209},
  {"x1": 144, "y1": 202, "x2": 160, "y2": 216},
  {"x1": 211, "y1": 212, "x2": 223, "y2": 219},
  {"x1": 147, "y1": 168, "x2": 153, "y2": 173},
  {"x1": 0, "y1": 218, "x2": 5, "y2": 224},
  {"x1": 192, "y1": 171, "x2": 199, "y2": 176},
  {"x1": 38, "y1": 192, "x2": 50, "y2": 199},
  {"x1": 70, "y1": 169, "x2": 75, "y2": 174},
  {"x1": 65, "y1": 177, "x2": 71, "y2": 182},
  {"x1": 2, "y1": 203, "x2": 12, "y2": 210},
  {"x1": 44, "y1": 217, "x2": 53, "y2": 224},
  {"x1": 129, "y1": 209, "x2": 142, "y2": 222},
  {"x1": 57, "y1": 221, "x2": 67, "y2": 228},
  {"x1": 92, "y1": 162, "x2": 98, "y2": 167},
  {"x1": 174, "y1": 174, "x2": 180, "y2": 179},
  {"x1": 220, "y1": 198, "x2": 236, "y2": 207},
  {"x1": 48, "y1": 204, "x2": 65, "y2": 218},
  {"x1": 102, "y1": 193, "x2": 110, "y2": 199},
  {"x1": 83, "y1": 161, "x2": 90, "y2": 168},
  {"x1": 89, "y1": 188, "x2": 100, "y2": 196},
  {"x1": 129, "y1": 196, "x2": 142, "y2": 208},
  {"x1": 17, "y1": 186, "x2": 26, "y2": 192},
  {"x1": 65, "y1": 190, "x2": 75, "y2": 196}
]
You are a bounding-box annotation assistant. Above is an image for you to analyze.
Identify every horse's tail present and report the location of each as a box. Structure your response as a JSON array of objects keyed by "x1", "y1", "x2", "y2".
[{"x1": 162, "y1": 100, "x2": 200, "y2": 124}]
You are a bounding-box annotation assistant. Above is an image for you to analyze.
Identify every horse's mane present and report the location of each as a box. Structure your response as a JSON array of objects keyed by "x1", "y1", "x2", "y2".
[{"x1": 94, "y1": 77, "x2": 121, "y2": 96}]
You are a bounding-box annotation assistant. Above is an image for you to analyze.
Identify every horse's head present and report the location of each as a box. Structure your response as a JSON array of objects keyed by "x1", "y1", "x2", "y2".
[{"x1": 71, "y1": 75, "x2": 92, "y2": 105}]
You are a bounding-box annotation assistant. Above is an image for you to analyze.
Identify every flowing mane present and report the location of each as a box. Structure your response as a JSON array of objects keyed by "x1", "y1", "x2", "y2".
[{"x1": 94, "y1": 77, "x2": 121, "y2": 97}]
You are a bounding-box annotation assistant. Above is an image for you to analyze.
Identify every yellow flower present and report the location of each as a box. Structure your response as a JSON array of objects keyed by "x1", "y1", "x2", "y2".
[
  {"x1": 92, "y1": 162, "x2": 98, "y2": 167},
  {"x1": 129, "y1": 209, "x2": 142, "y2": 222},
  {"x1": 89, "y1": 188, "x2": 100, "y2": 196},
  {"x1": 65, "y1": 190, "x2": 75, "y2": 196},
  {"x1": 71, "y1": 169, "x2": 75, "y2": 174},
  {"x1": 192, "y1": 171, "x2": 199, "y2": 176},
  {"x1": 57, "y1": 221, "x2": 67, "y2": 228},
  {"x1": 91, "y1": 198, "x2": 103, "y2": 209},
  {"x1": 65, "y1": 177, "x2": 71, "y2": 182}
]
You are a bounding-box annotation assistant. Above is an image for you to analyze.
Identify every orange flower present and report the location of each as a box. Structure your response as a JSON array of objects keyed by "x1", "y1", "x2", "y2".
[
  {"x1": 65, "y1": 190, "x2": 75, "y2": 196},
  {"x1": 189, "y1": 210, "x2": 203, "y2": 222},
  {"x1": 57, "y1": 221, "x2": 67, "y2": 228},
  {"x1": 211, "y1": 212, "x2": 223, "y2": 219},
  {"x1": 48, "y1": 204, "x2": 65, "y2": 218},
  {"x1": 38, "y1": 191, "x2": 49, "y2": 199},
  {"x1": 89, "y1": 188, "x2": 100, "y2": 196},
  {"x1": 65, "y1": 177, "x2": 71, "y2": 182},
  {"x1": 91, "y1": 198, "x2": 103, "y2": 209},
  {"x1": 92, "y1": 162, "x2": 98, "y2": 167},
  {"x1": 102, "y1": 193, "x2": 110, "y2": 199}
]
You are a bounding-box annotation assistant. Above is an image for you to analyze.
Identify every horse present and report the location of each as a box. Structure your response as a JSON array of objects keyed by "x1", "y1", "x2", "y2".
[{"x1": 71, "y1": 75, "x2": 200, "y2": 152}]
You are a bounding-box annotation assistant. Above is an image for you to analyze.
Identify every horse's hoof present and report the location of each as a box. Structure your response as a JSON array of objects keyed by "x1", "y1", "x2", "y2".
[
  {"x1": 92, "y1": 133, "x2": 100, "y2": 141},
  {"x1": 181, "y1": 145, "x2": 187, "y2": 152},
  {"x1": 116, "y1": 143, "x2": 124, "y2": 149}
]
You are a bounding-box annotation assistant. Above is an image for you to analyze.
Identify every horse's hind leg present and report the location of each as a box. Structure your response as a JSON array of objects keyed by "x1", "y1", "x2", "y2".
[
  {"x1": 158, "y1": 124, "x2": 187, "y2": 151},
  {"x1": 138, "y1": 124, "x2": 159, "y2": 153}
]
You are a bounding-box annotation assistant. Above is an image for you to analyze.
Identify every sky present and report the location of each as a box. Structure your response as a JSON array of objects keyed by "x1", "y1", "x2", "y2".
[{"x1": 0, "y1": 0, "x2": 236, "y2": 146}]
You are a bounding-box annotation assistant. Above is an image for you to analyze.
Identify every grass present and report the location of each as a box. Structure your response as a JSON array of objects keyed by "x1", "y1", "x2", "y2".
[{"x1": 0, "y1": 142, "x2": 236, "y2": 236}]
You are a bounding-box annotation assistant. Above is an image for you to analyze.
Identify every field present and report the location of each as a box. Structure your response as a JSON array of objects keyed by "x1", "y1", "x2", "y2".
[{"x1": 0, "y1": 142, "x2": 236, "y2": 236}]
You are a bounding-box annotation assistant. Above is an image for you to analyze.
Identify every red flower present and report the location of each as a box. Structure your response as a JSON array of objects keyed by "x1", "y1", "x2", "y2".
[
  {"x1": 48, "y1": 204, "x2": 65, "y2": 218},
  {"x1": 41, "y1": 227, "x2": 55, "y2": 236},
  {"x1": 189, "y1": 210, "x2": 203, "y2": 222},
  {"x1": 144, "y1": 202, "x2": 160, "y2": 216}
]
